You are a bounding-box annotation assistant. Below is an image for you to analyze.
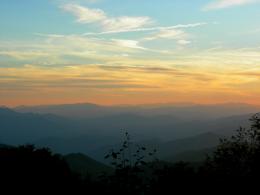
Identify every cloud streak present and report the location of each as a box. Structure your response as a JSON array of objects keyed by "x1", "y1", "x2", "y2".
[
  {"x1": 61, "y1": 3, "x2": 206, "y2": 35},
  {"x1": 62, "y1": 3, "x2": 152, "y2": 31},
  {"x1": 203, "y1": 0, "x2": 259, "y2": 10},
  {"x1": 83, "y1": 22, "x2": 207, "y2": 35}
]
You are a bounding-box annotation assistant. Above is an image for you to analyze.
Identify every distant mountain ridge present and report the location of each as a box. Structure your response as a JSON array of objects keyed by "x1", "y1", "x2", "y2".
[
  {"x1": 0, "y1": 107, "x2": 79, "y2": 144},
  {"x1": 1, "y1": 104, "x2": 259, "y2": 163},
  {"x1": 158, "y1": 132, "x2": 221, "y2": 158},
  {"x1": 14, "y1": 102, "x2": 260, "y2": 120}
]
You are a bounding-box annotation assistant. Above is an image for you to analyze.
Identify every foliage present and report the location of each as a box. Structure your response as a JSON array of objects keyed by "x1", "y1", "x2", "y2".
[
  {"x1": 102, "y1": 132, "x2": 158, "y2": 194},
  {"x1": 105, "y1": 132, "x2": 158, "y2": 168},
  {"x1": 203, "y1": 113, "x2": 260, "y2": 179}
]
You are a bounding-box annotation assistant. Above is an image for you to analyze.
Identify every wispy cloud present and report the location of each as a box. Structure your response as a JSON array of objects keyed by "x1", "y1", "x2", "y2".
[
  {"x1": 144, "y1": 29, "x2": 188, "y2": 41},
  {"x1": 101, "y1": 16, "x2": 152, "y2": 31},
  {"x1": 142, "y1": 29, "x2": 192, "y2": 46},
  {"x1": 61, "y1": 3, "x2": 206, "y2": 35},
  {"x1": 83, "y1": 22, "x2": 207, "y2": 35},
  {"x1": 112, "y1": 39, "x2": 146, "y2": 50},
  {"x1": 177, "y1": 40, "x2": 191, "y2": 45},
  {"x1": 62, "y1": 3, "x2": 152, "y2": 31},
  {"x1": 62, "y1": 4, "x2": 106, "y2": 23},
  {"x1": 203, "y1": 0, "x2": 260, "y2": 11},
  {"x1": 0, "y1": 51, "x2": 49, "y2": 60}
]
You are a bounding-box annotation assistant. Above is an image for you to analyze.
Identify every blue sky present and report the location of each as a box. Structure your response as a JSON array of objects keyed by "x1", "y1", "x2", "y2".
[
  {"x1": 0, "y1": 0, "x2": 260, "y2": 106},
  {"x1": 1, "y1": 0, "x2": 259, "y2": 42}
]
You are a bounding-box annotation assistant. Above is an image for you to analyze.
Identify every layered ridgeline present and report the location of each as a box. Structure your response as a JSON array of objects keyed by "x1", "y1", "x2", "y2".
[
  {"x1": 15, "y1": 102, "x2": 260, "y2": 120},
  {"x1": 0, "y1": 103, "x2": 259, "y2": 163}
]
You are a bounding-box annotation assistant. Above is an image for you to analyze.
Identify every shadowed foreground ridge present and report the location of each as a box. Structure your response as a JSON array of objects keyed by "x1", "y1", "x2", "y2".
[
  {"x1": 0, "y1": 145, "x2": 80, "y2": 192},
  {"x1": 0, "y1": 114, "x2": 260, "y2": 194}
]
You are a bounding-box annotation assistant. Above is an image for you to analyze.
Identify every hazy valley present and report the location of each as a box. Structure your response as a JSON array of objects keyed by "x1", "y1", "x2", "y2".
[{"x1": 1, "y1": 103, "x2": 259, "y2": 164}]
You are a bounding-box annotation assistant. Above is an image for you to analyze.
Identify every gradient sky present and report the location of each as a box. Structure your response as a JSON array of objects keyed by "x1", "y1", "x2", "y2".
[{"x1": 0, "y1": 0, "x2": 260, "y2": 106}]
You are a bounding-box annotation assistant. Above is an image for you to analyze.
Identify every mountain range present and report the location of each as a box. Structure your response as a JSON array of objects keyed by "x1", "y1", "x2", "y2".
[{"x1": 0, "y1": 102, "x2": 259, "y2": 163}]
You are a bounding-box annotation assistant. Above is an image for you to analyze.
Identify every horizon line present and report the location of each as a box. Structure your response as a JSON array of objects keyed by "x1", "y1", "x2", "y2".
[{"x1": 2, "y1": 101, "x2": 260, "y2": 109}]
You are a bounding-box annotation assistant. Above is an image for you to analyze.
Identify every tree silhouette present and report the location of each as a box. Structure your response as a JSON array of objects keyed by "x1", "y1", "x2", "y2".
[
  {"x1": 0, "y1": 145, "x2": 79, "y2": 192},
  {"x1": 102, "y1": 132, "x2": 158, "y2": 194},
  {"x1": 201, "y1": 113, "x2": 260, "y2": 188}
]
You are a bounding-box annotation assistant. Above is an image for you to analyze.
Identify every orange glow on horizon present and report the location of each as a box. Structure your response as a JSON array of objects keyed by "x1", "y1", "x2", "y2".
[{"x1": 0, "y1": 62, "x2": 260, "y2": 107}]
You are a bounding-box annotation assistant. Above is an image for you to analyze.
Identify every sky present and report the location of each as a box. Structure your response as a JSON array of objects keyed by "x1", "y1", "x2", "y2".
[{"x1": 0, "y1": 0, "x2": 260, "y2": 106}]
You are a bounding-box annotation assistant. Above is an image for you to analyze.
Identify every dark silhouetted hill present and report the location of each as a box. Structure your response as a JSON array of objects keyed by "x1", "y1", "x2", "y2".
[
  {"x1": 165, "y1": 147, "x2": 216, "y2": 162},
  {"x1": 64, "y1": 153, "x2": 113, "y2": 177},
  {"x1": 0, "y1": 145, "x2": 78, "y2": 192}
]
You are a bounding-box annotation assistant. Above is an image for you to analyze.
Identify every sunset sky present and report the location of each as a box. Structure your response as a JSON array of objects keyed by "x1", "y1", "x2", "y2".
[{"x1": 0, "y1": 0, "x2": 260, "y2": 106}]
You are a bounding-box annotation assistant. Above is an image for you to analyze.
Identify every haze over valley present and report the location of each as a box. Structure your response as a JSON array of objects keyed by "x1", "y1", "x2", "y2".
[{"x1": 1, "y1": 102, "x2": 259, "y2": 163}]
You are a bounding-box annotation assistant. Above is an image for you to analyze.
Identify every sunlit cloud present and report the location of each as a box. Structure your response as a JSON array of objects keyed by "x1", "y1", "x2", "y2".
[
  {"x1": 83, "y1": 22, "x2": 207, "y2": 35},
  {"x1": 102, "y1": 16, "x2": 152, "y2": 31},
  {"x1": 0, "y1": 51, "x2": 49, "y2": 60},
  {"x1": 62, "y1": 3, "x2": 153, "y2": 31},
  {"x1": 144, "y1": 29, "x2": 188, "y2": 41},
  {"x1": 203, "y1": 0, "x2": 260, "y2": 11},
  {"x1": 112, "y1": 39, "x2": 146, "y2": 50},
  {"x1": 1, "y1": 0, "x2": 260, "y2": 106},
  {"x1": 1, "y1": 59, "x2": 259, "y2": 105},
  {"x1": 62, "y1": 4, "x2": 106, "y2": 23},
  {"x1": 177, "y1": 40, "x2": 191, "y2": 45}
]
